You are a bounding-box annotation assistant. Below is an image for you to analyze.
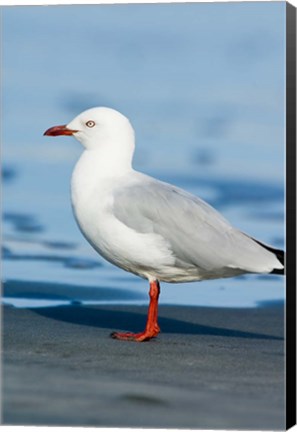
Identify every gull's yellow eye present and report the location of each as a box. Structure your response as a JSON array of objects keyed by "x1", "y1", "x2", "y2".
[{"x1": 86, "y1": 120, "x2": 95, "y2": 128}]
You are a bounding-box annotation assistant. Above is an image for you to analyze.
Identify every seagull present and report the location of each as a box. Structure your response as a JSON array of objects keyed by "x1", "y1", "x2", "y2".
[{"x1": 44, "y1": 107, "x2": 285, "y2": 342}]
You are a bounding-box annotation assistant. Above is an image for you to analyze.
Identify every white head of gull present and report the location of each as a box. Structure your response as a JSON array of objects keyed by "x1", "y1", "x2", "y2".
[{"x1": 44, "y1": 107, "x2": 285, "y2": 342}]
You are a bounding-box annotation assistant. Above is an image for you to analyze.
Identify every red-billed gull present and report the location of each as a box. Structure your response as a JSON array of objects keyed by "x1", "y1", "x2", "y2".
[{"x1": 44, "y1": 107, "x2": 284, "y2": 342}]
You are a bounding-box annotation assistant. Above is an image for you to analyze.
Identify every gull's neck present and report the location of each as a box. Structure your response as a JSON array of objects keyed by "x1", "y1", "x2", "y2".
[{"x1": 72, "y1": 138, "x2": 135, "y2": 196}]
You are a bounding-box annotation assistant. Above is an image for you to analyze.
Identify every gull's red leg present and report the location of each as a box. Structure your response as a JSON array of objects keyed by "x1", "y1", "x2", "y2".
[{"x1": 111, "y1": 280, "x2": 161, "y2": 342}]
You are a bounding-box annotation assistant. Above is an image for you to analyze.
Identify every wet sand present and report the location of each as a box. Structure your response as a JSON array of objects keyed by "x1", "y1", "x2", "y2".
[{"x1": 2, "y1": 302, "x2": 285, "y2": 429}]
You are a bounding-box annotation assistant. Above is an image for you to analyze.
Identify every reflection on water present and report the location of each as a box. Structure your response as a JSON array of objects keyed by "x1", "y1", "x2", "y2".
[
  {"x1": 3, "y1": 249, "x2": 103, "y2": 270},
  {"x1": 4, "y1": 211, "x2": 44, "y2": 233},
  {"x1": 2, "y1": 165, "x2": 17, "y2": 183},
  {"x1": 2, "y1": 3, "x2": 285, "y2": 308}
]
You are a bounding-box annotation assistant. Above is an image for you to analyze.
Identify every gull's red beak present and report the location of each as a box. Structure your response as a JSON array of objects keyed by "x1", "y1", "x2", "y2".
[{"x1": 43, "y1": 125, "x2": 78, "y2": 137}]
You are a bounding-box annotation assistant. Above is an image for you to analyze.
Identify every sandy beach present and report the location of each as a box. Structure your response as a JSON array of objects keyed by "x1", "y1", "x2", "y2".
[{"x1": 2, "y1": 301, "x2": 285, "y2": 429}]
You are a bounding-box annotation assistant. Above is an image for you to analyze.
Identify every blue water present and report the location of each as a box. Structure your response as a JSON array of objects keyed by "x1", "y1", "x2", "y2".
[{"x1": 2, "y1": 3, "x2": 285, "y2": 308}]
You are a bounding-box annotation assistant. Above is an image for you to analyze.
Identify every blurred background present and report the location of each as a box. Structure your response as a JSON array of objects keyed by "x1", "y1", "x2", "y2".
[{"x1": 2, "y1": 2, "x2": 285, "y2": 308}]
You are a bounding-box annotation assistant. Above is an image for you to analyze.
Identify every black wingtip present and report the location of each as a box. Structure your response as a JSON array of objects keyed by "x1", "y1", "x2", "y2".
[
  {"x1": 270, "y1": 267, "x2": 285, "y2": 275},
  {"x1": 270, "y1": 248, "x2": 285, "y2": 274},
  {"x1": 252, "y1": 238, "x2": 285, "y2": 275}
]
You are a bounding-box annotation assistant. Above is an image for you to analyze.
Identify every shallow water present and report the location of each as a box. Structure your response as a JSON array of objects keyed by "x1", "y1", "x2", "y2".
[{"x1": 2, "y1": 3, "x2": 285, "y2": 308}]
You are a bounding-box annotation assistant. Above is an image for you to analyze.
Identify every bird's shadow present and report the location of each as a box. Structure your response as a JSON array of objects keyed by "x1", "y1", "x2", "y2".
[{"x1": 32, "y1": 305, "x2": 283, "y2": 341}]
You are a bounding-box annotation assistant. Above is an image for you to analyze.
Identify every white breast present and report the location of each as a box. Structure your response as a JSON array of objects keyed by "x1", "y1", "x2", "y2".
[{"x1": 70, "y1": 152, "x2": 176, "y2": 281}]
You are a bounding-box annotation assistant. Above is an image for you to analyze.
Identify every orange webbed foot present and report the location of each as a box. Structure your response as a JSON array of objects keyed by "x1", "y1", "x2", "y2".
[{"x1": 110, "y1": 328, "x2": 160, "y2": 342}]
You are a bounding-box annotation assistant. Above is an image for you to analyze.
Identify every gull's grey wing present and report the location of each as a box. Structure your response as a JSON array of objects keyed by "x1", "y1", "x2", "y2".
[{"x1": 113, "y1": 176, "x2": 282, "y2": 274}]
